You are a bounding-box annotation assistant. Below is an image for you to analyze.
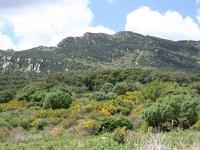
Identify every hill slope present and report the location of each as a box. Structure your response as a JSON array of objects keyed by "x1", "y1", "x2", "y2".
[{"x1": 1, "y1": 31, "x2": 200, "y2": 73}]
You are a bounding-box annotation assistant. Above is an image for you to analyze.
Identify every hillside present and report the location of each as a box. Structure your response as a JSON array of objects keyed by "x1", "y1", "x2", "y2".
[{"x1": 1, "y1": 31, "x2": 200, "y2": 73}]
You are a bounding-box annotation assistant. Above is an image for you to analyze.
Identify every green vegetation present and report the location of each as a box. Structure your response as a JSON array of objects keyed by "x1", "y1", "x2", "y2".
[{"x1": 0, "y1": 68, "x2": 200, "y2": 149}]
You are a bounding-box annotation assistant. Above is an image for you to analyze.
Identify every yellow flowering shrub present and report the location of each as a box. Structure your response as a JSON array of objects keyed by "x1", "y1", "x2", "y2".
[
  {"x1": 100, "y1": 104, "x2": 116, "y2": 117},
  {"x1": 112, "y1": 127, "x2": 128, "y2": 144},
  {"x1": 34, "y1": 109, "x2": 69, "y2": 119},
  {"x1": 121, "y1": 91, "x2": 142, "y2": 104},
  {"x1": 0, "y1": 100, "x2": 27, "y2": 111},
  {"x1": 34, "y1": 109, "x2": 54, "y2": 118},
  {"x1": 69, "y1": 113, "x2": 84, "y2": 120},
  {"x1": 69, "y1": 102, "x2": 83, "y2": 114},
  {"x1": 77, "y1": 119, "x2": 101, "y2": 135}
]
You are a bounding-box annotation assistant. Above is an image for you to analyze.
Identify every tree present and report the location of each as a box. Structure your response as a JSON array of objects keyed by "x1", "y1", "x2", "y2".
[
  {"x1": 142, "y1": 80, "x2": 179, "y2": 102},
  {"x1": 43, "y1": 91, "x2": 72, "y2": 109},
  {"x1": 0, "y1": 89, "x2": 15, "y2": 103},
  {"x1": 143, "y1": 95, "x2": 198, "y2": 131}
]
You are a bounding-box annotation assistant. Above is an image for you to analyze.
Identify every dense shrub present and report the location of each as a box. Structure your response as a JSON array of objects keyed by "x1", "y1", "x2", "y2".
[
  {"x1": 100, "y1": 103, "x2": 116, "y2": 117},
  {"x1": 0, "y1": 89, "x2": 15, "y2": 103},
  {"x1": 31, "y1": 91, "x2": 46, "y2": 102},
  {"x1": 112, "y1": 127, "x2": 128, "y2": 144},
  {"x1": 35, "y1": 119, "x2": 48, "y2": 130},
  {"x1": 49, "y1": 83, "x2": 71, "y2": 94},
  {"x1": 98, "y1": 116, "x2": 133, "y2": 132},
  {"x1": 76, "y1": 119, "x2": 101, "y2": 135},
  {"x1": 16, "y1": 84, "x2": 43, "y2": 101},
  {"x1": 89, "y1": 92, "x2": 107, "y2": 101},
  {"x1": 142, "y1": 80, "x2": 179, "y2": 102},
  {"x1": 106, "y1": 92, "x2": 117, "y2": 100},
  {"x1": 100, "y1": 83, "x2": 114, "y2": 93},
  {"x1": 113, "y1": 98, "x2": 134, "y2": 116},
  {"x1": 143, "y1": 95, "x2": 199, "y2": 130},
  {"x1": 112, "y1": 82, "x2": 136, "y2": 95},
  {"x1": 43, "y1": 91, "x2": 72, "y2": 109},
  {"x1": 0, "y1": 100, "x2": 27, "y2": 111}
]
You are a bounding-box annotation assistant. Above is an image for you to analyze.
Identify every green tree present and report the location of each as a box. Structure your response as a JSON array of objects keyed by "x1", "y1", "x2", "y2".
[
  {"x1": 142, "y1": 80, "x2": 179, "y2": 102},
  {"x1": 143, "y1": 95, "x2": 198, "y2": 130},
  {"x1": 0, "y1": 89, "x2": 15, "y2": 103},
  {"x1": 43, "y1": 91, "x2": 72, "y2": 109}
]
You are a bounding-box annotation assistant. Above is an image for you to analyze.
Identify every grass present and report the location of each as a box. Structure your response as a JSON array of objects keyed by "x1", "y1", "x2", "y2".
[{"x1": 0, "y1": 129, "x2": 200, "y2": 150}]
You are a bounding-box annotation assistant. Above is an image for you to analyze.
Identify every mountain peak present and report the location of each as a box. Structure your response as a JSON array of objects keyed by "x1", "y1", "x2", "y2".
[
  {"x1": 83, "y1": 32, "x2": 110, "y2": 39},
  {"x1": 113, "y1": 31, "x2": 143, "y2": 39}
]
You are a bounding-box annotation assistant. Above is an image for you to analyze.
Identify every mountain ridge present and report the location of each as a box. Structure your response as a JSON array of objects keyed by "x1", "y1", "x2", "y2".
[{"x1": 1, "y1": 31, "x2": 200, "y2": 74}]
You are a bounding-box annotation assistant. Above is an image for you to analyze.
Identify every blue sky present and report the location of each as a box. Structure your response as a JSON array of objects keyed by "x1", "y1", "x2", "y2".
[
  {"x1": 90, "y1": 0, "x2": 199, "y2": 31},
  {"x1": 0, "y1": 0, "x2": 200, "y2": 50}
]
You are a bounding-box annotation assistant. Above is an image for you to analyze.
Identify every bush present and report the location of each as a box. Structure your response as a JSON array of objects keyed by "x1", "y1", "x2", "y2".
[
  {"x1": 76, "y1": 119, "x2": 101, "y2": 135},
  {"x1": 49, "y1": 83, "x2": 71, "y2": 94},
  {"x1": 98, "y1": 116, "x2": 133, "y2": 132},
  {"x1": 18, "y1": 119, "x2": 31, "y2": 130},
  {"x1": 112, "y1": 82, "x2": 135, "y2": 95},
  {"x1": 142, "y1": 81, "x2": 179, "y2": 102},
  {"x1": 16, "y1": 84, "x2": 43, "y2": 101},
  {"x1": 35, "y1": 119, "x2": 48, "y2": 130},
  {"x1": 143, "y1": 95, "x2": 199, "y2": 130},
  {"x1": 112, "y1": 127, "x2": 128, "y2": 144},
  {"x1": 89, "y1": 92, "x2": 107, "y2": 101},
  {"x1": 100, "y1": 103, "x2": 116, "y2": 117},
  {"x1": 107, "y1": 92, "x2": 117, "y2": 100},
  {"x1": 0, "y1": 89, "x2": 15, "y2": 103},
  {"x1": 31, "y1": 91, "x2": 46, "y2": 102},
  {"x1": 43, "y1": 91, "x2": 72, "y2": 109},
  {"x1": 0, "y1": 100, "x2": 27, "y2": 111},
  {"x1": 100, "y1": 83, "x2": 114, "y2": 93}
]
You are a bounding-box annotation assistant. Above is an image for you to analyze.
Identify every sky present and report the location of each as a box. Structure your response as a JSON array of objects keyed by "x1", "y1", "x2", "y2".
[{"x1": 0, "y1": 0, "x2": 200, "y2": 50}]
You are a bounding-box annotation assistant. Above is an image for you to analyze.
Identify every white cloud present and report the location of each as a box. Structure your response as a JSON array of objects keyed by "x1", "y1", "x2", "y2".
[
  {"x1": 197, "y1": 0, "x2": 200, "y2": 4},
  {"x1": 0, "y1": 32, "x2": 15, "y2": 50},
  {"x1": 0, "y1": 0, "x2": 114, "y2": 50},
  {"x1": 125, "y1": 6, "x2": 200, "y2": 41}
]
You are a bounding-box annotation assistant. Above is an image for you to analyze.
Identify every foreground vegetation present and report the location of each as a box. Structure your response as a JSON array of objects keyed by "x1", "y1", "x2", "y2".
[
  {"x1": 1, "y1": 129, "x2": 200, "y2": 150},
  {"x1": 0, "y1": 68, "x2": 200, "y2": 149}
]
